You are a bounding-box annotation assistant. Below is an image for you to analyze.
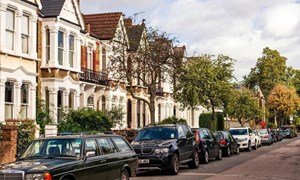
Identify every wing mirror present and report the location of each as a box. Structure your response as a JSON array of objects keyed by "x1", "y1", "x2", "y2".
[
  {"x1": 86, "y1": 151, "x2": 96, "y2": 158},
  {"x1": 179, "y1": 136, "x2": 187, "y2": 141}
]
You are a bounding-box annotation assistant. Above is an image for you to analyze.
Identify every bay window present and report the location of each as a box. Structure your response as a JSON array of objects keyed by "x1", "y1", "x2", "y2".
[
  {"x1": 6, "y1": 9, "x2": 15, "y2": 50},
  {"x1": 58, "y1": 31, "x2": 64, "y2": 65}
]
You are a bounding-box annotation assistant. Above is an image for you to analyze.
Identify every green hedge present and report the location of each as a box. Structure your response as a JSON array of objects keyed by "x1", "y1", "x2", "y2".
[{"x1": 199, "y1": 112, "x2": 224, "y2": 131}]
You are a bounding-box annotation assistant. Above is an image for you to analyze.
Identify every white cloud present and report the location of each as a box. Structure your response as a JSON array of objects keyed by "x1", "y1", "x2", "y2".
[{"x1": 80, "y1": 0, "x2": 300, "y2": 81}]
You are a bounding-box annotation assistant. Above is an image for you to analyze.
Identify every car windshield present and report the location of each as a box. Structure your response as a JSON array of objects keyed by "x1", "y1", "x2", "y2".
[
  {"x1": 228, "y1": 129, "x2": 248, "y2": 135},
  {"x1": 257, "y1": 129, "x2": 268, "y2": 134},
  {"x1": 134, "y1": 127, "x2": 177, "y2": 141},
  {"x1": 20, "y1": 138, "x2": 82, "y2": 159}
]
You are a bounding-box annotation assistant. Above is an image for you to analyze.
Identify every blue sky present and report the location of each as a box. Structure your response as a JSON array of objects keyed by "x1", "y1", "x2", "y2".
[{"x1": 80, "y1": 0, "x2": 300, "y2": 81}]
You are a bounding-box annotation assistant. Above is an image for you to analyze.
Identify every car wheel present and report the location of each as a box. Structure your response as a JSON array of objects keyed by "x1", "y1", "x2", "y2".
[
  {"x1": 188, "y1": 150, "x2": 199, "y2": 169},
  {"x1": 253, "y1": 141, "x2": 257, "y2": 150},
  {"x1": 247, "y1": 142, "x2": 252, "y2": 152},
  {"x1": 216, "y1": 148, "x2": 222, "y2": 160},
  {"x1": 235, "y1": 146, "x2": 240, "y2": 155},
  {"x1": 168, "y1": 153, "x2": 180, "y2": 175},
  {"x1": 120, "y1": 168, "x2": 129, "y2": 180},
  {"x1": 226, "y1": 147, "x2": 231, "y2": 157},
  {"x1": 201, "y1": 150, "x2": 209, "y2": 164}
]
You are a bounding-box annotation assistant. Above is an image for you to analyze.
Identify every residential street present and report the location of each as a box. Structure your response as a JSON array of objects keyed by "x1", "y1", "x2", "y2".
[{"x1": 133, "y1": 135, "x2": 300, "y2": 180}]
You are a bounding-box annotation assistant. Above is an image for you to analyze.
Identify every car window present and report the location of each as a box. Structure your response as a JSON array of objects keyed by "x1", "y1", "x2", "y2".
[
  {"x1": 178, "y1": 126, "x2": 185, "y2": 138},
  {"x1": 112, "y1": 137, "x2": 132, "y2": 152},
  {"x1": 229, "y1": 129, "x2": 248, "y2": 135},
  {"x1": 184, "y1": 125, "x2": 194, "y2": 138},
  {"x1": 85, "y1": 139, "x2": 99, "y2": 156},
  {"x1": 203, "y1": 130, "x2": 211, "y2": 139},
  {"x1": 134, "y1": 127, "x2": 176, "y2": 141},
  {"x1": 98, "y1": 138, "x2": 117, "y2": 155},
  {"x1": 214, "y1": 132, "x2": 222, "y2": 140},
  {"x1": 199, "y1": 130, "x2": 205, "y2": 139},
  {"x1": 248, "y1": 129, "x2": 253, "y2": 134}
]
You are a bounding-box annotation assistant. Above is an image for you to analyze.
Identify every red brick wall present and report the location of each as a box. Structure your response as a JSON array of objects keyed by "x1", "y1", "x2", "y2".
[{"x1": 0, "y1": 125, "x2": 18, "y2": 164}]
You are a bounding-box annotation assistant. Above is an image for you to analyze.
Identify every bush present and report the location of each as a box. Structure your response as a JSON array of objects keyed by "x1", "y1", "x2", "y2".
[
  {"x1": 58, "y1": 108, "x2": 113, "y2": 133},
  {"x1": 199, "y1": 112, "x2": 224, "y2": 131},
  {"x1": 199, "y1": 113, "x2": 212, "y2": 129},
  {"x1": 158, "y1": 116, "x2": 187, "y2": 125}
]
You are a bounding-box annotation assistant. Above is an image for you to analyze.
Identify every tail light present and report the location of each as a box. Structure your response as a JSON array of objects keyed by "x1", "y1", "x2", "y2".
[
  {"x1": 264, "y1": 135, "x2": 268, "y2": 138},
  {"x1": 195, "y1": 130, "x2": 201, "y2": 144},
  {"x1": 44, "y1": 172, "x2": 52, "y2": 180},
  {"x1": 219, "y1": 139, "x2": 226, "y2": 145}
]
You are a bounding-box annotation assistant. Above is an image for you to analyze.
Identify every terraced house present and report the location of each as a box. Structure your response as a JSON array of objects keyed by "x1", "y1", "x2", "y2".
[{"x1": 0, "y1": 0, "x2": 207, "y2": 129}]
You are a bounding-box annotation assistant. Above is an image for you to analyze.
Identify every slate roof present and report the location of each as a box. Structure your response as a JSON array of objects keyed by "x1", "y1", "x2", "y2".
[
  {"x1": 124, "y1": 19, "x2": 145, "y2": 51},
  {"x1": 40, "y1": 0, "x2": 65, "y2": 17},
  {"x1": 83, "y1": 12, "x2": 123, "y2": 40}
]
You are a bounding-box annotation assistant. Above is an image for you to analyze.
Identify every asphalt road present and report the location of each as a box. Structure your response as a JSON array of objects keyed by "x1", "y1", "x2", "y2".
[{"x1": 132, "y1": 135, "x2": 300, "y2": 180}]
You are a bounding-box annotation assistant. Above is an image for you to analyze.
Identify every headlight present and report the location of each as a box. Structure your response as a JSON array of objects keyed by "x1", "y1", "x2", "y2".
[
  {"x1": 238, "y1": 138, "x2": 248, "y2": 142},
  {"x1": 154, "y1": 148, "x2": 169, "y2": 154},
  {"x1": 25, "y1": 172, "x2": 52, "y2": 180}
]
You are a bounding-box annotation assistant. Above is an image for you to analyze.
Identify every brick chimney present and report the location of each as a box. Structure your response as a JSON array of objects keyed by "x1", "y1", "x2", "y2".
[{"x1": 124, "y1": 18, "x2": 133, "y2": 28}]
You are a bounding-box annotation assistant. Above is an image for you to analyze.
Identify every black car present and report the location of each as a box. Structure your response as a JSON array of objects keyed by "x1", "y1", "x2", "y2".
[
  {"x1": 271, "y1": 129, "x2": 283, "y2": 142},
  {"x1": 0, "y1": 134, "x2": 138, "y2": 180},
  {"x1": 192, "y1": 128, "x2": 222, "y2": 164},
  {"x1": 131, "y1": 124, "x2": 199, "y2": 175},
  {"x1": 213, "y1": 131, "x2": 240, "y2": 157}
]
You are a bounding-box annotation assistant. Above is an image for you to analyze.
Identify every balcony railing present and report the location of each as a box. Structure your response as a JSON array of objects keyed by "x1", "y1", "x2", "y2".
[{"x1": 80, "y1": 68, "x2": 109, "y2": 86}]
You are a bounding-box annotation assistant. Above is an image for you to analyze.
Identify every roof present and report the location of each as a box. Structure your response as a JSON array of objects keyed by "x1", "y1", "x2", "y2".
[
  {"x1": 83, "y1": 12, "x2": 123, "y2": 40},
  {"x1": 36, "y1": 133, "x2": 121, "y2": 140},
  {"x1": 124, "y1": 18, "x2": 145, "y2": 51},
  {"x1": 40, "y1": 0, "x2": 65, "y2": 17}
]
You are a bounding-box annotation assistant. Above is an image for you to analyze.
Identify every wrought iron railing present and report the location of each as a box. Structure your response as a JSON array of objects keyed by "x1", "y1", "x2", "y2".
[{"x1": 80, "y1": 68, "x2": 109, "y2": 86}]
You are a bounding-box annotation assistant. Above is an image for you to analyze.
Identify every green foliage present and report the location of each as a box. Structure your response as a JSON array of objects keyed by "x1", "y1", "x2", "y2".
[
  {"x1": 105, "y1": 106, "x2": 126, "y2": 128},
  {"x1": 58, "y1": 108, "x2": 112, "y2": 133},
  {"x1": 16, "y1": 120, "x2": 36, "y2": 154},
  {"x1": 199, "y1": 112, "x2": 224, "y2": 131},
  {"x1": 267, "y1": 123, "x2": 277, "y2": 129},
  {"x1": 227, "y1": 88, "x2": 262, "y2": 126},
  {"x1": 158, "y1": 116, "x2": 187, "y2": 125},
  {"x1": 36, "y1": 98, "x2": 53, "y2": 134},
  {"x1": 175, "y1": 54, "x2": 235, "y2": 130},
  {"x1": 243, "y1": 47, "x2": 288, "y2": 98}
]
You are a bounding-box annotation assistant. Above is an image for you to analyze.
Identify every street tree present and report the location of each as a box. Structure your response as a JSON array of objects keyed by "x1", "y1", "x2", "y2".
[
  {"x1": 174, "y1": 54, "x2": 235, "y2": 130},
  {"x1": 267, "y1": 84, "x2": 300, "y2": 127},
  {"x1": 243, "y1": 47, "x2": 288, "y2": 98},
  {"x1": 108, "y1": 19, "x2": 178, "y2": 125},
  {"x1": 227, "y1": 88, "x2": 262, "y2": 127}
]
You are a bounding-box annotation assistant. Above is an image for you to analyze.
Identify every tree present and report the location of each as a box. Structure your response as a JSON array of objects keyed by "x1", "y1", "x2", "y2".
[
  {"x1": 267, "y1": 84, "x2": 300, "y2": 127},
  {"x1": 174, "y1": 54, "x2": 235, "y2": 130},
  {"x1": 108, "y1": 21, "x2": 179, "y2": 125},
  {"x1": 243, "y1": 47, "x2": 288, "y2": 98},
  {"x1": 105, "y1": 106, "x2": 126, "y2": 128},
  {"x1": 158, "y1": 116, "x2": 187, "y2": 125},
  {"x1": 227, "y1": 88, "x2": 262, "y2": 127}
]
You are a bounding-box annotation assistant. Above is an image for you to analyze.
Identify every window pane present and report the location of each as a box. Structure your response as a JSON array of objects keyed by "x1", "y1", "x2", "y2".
[
  {"x1": 69, "y1": 52, "x2": 74, "y2": 67},
  {"x1": 22, "y1": 35, "x2": 28, "y2": 54},
  {"x1": 22, "y1": 15, "x2": 29, "y2": 34},
  {"x1": 20, "y1": 105, "x2": 28, "y2": 119},
  {"x1": 5, "y1": 104, "x2": 13, "y2": 119},
  {"x1": 58, "y1": 31, "x2": 64, "y2": 48},
  {"x1": 6, "y1": 31, "x2": 14, "y2": 50},
  {"x1": 112, "y1": 137, "x2": 132, "y2": 152},
  {"x1": 5, "y1": 82, "x2": 13, "y2": 103},
  {"x1": 69, "y1": 35, "x2": 74, "y2": 50},
  {"x1": 69, "y1": 92, "x2": 74, "y2": 109},
  {"x1": 21, "y1": 84, "x2": 28, "y2": 104},
  {"x1": 6, "y1": 9, "x2": 14, "y2": 30}
]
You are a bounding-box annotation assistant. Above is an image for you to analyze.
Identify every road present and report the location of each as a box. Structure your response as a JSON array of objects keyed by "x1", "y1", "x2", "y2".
[{"x1": 132, "y1": 135, "x2": 300, "y2": 180}]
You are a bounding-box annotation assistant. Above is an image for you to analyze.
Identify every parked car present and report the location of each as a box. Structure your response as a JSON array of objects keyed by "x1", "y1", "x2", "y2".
[
  {"x1": 192, "y1": 128, "x2": 222, "y2": 163},
  {"x1": 0, "y1": 134, "x2": 138, "y2": 180},
  {"x1": 282, "y1": 128, "x2": 293, "y2": 138},
  {"x1": 228, "y1": 127, "x2": 256, "y2": 151},
  {"x1": 253, "y1": 129, "x2": 262, "y2": 147},
  {"x1": 213, "y1": 131, "x2": 240, "y2": 157},
  {"x1": 131, "y1": 124, "x2": 199, "y2": 175},
  {"x1": 271, "y1": 129, "x2": 283, "y2": 142},
  {"x1": 257, "y1": 129, "x2": 273, "y2": 145},
  {"x1": 282, "y1": 125, "x2": 298, "y2": 138}
]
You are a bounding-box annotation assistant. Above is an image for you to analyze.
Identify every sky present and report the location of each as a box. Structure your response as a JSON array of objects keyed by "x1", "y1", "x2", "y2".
[{"x1": 80, "y1": 0, "x2": 300, "y2": 81}]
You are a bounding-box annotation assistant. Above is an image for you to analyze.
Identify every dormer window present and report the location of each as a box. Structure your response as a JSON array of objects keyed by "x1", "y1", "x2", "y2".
[
  {"x1": 6, "y1": 9, "x2": 15, "y2": 51},
  {"x1": 21, "y1": 14, "x2": 29, "y2": 54},
  {"x1": 58, "y1": 30, "x2": 64, "y2": 65}
]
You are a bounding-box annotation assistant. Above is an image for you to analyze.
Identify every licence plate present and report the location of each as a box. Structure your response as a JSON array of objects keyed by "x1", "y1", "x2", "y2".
[{"x1": 138, "y1": 159, "x2": 149, "y2": 164}]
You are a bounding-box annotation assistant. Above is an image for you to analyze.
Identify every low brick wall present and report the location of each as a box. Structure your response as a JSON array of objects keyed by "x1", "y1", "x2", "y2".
[{"x1": 0, "y1": 125, "x2": 18, "y2": 164}]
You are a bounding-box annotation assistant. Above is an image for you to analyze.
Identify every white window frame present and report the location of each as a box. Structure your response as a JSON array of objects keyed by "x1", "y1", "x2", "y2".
[
  {"x1": 87, "y1": 45, "x2": 93, "y2": 70},
  {"x1": 6, "y1": 8, "x2": 15, "y2": 51},
  {"x1": 58, "y1": 30, "x2": 64, "y2": 65},
  {"x1": 69, "y1": 34, "x2": 75, "y2": 68},
  {"x1": 20, "y1": 83, "x2": 29, "y2": 119},
  {"x1": 21, "y1": 14, "x2": 30, "y2": 54},
  {"x1": 45, "y1": 28, "x2": 50, "y2": 64}
]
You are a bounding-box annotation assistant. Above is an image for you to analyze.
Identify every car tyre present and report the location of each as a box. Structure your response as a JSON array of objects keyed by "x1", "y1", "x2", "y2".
[
  {"x1": 120, "y1": 168, "x2": 129, "y2": 180},
  {"x1": 253, "y1": 141, "x2": 257, "y2": 150},
  {"x1": 168, "y1": 153, "x2": 180, "y2": 175},
  {"x1": 216, "y1": 148, "x2": 222, "y2": 160},
  {"x1": 226, "y1": 147, "x2": 231, "y2": 157},
  {"x1": 247, "y1": 142, "x2": 252, "y2": 152},
  {"x1": 188, "y1": 150, "x2": 199, "y2": 169},
  {"x1": 201, "y1": 150, "x2": 209, "y2": 164},
  {"x1": 235, "y1": 147, "x2": 240, "y2": 155}
]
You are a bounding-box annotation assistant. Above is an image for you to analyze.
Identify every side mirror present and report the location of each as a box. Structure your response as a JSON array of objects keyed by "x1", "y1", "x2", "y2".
[
  {"x1": 86, "y1": 151, "x2": 95, "y2": 158},
  {"x1": 249, "y1": 133, "x2": 253, "y2": 136},
  {"x1": 179, "y1": 136, "x2": 187, "y2": 141}
]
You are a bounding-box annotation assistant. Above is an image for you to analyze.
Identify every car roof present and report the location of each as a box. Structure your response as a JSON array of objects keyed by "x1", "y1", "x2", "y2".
[
  {"x1": 36, "y1": 133, "x2": 122, "y2": 140},
  {"x1": 229, "y1": 127, "x2": 250, "y2": 129}
]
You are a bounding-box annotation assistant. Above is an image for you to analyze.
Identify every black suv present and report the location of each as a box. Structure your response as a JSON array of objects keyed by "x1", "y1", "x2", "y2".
[
  {"x1": 131, "y1": 124, "x2": 199, "y2": 175},
  {"x1": 0, "y1": 134, "x2": 138, "y2": 180}
]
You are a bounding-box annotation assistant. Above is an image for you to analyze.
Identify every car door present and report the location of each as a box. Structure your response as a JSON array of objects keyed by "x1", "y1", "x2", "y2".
[
  {"x1": 248, "y1": 128, "x2": 255, "y2": 146},
  {"x1": 203, "y1": 129, "x2": 217, "y2": 158},
  {"x1": 97, "y1": 137, "x2": 120, "y2": 180},
  {"x1": 228, "y1": 133, "x2": 238, "y2": 152},
  {"x1": 177, "y1": 125, "x2": 189, "y2": 160},
  {"x1": 183, "y1": 125, "x2": 195, "y2": 156},
  {"x1": 84, "y1": 138, "x2": 107, "y2": 180}
]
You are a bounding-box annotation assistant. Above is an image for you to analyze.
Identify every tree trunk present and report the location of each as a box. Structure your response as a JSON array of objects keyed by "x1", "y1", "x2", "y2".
[
  {"x1": 211, "y1": 105, "x2": 215, "y2": 131},
  {"x1": 149, "y1": 95, "x2": 156, "y2": 125}
]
